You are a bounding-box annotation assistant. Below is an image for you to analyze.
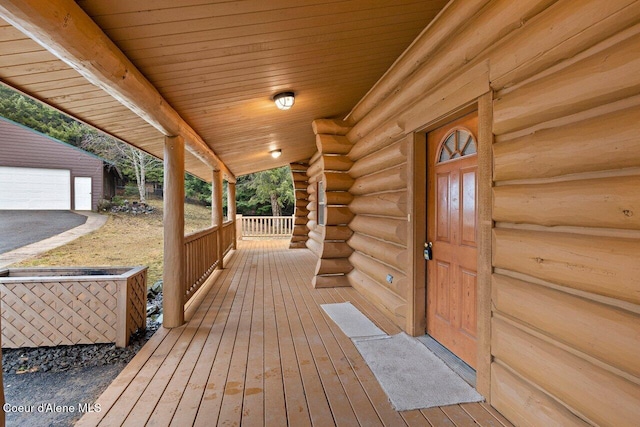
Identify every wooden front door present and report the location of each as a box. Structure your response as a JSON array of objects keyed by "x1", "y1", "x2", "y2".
[{"x1": 426, "y1": 111, "x2": 478, "y2": 369}]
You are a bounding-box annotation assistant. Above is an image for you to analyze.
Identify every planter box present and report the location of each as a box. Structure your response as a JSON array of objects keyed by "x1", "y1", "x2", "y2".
[{"x1": 0, "y1": 266, "x2": 147, "y2": 348}]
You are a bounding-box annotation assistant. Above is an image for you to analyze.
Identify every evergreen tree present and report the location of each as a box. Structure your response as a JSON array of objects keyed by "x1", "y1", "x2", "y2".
[
  {"x1": 0, "y1": 86, "x2": 85, "y2": 144},
  {"x1": 244, "y1": 166, "x2": 294, "y2": 216},
  {"x1": 185, "y1": 173, "x2": 212, "y2": 205}
]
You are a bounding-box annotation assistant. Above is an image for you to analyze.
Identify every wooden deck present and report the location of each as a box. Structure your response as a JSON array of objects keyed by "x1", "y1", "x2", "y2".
[{"x1": 77, "y1": 240, "x2": 511, "y2": 427}]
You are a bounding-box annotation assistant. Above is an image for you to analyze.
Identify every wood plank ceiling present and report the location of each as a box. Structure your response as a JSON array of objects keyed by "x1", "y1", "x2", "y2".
[{"x1": 0, "y1": 0, "x2": 448, "y2": 179}]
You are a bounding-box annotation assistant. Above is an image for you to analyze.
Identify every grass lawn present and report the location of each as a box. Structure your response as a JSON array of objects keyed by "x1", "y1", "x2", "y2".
[{"x1": 14, "y1": 198, "x2": 214, "y2": 286}]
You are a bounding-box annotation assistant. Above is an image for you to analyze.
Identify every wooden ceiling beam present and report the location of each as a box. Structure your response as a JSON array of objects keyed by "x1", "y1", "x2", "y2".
[{"x1": 0, "y1": 0, "x2": 235, "y2": 182}]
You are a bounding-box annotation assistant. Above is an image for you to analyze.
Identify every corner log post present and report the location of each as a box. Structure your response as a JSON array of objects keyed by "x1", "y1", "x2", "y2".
[
  {"x1": 163, "y1": 135, "x2": 185, "y2": 328},
  {"x1": 307, "y1": 120, "x2": 355, "y2": 288},
  {"x1": 290, "y1": 161, "x2": 310, "y2": 249}
]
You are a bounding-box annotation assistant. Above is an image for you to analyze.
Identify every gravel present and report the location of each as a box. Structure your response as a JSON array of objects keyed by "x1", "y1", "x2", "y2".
[
  {"x1": 2, "y1": 288, "x2": 164, "y2": 426},
  {"x1": 2, "y1": 320, "x2": 159, "y2": 427},
  {"x1": 5, "y1": 365, "x2": 129, "y2": 427},
  {"x1": 3, "y1": 286, "x2": 163, "y2": 375},
  {"x1": 2, "y1": 321, "x2": 159, "y2": 375}
]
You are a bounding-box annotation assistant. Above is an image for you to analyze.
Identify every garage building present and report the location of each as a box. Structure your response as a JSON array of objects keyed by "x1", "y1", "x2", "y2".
[{"x1": 0, "y1": 117, "x2": 118, "y2": 210}]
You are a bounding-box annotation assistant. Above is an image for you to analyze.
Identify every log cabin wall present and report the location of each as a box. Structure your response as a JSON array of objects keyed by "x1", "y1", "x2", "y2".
[
  {"x1": 340, "y1": 0, "x2": 640, "y2": 425},
  {"x1": 289, "y1": 161, "x2": 310, "y2": 249},
  {"x1": 305, "y1": 120, "x2": 355, "y2": 288},
  {"x1": 347, "y1": 133, "x2": 411, "y2": 327}
]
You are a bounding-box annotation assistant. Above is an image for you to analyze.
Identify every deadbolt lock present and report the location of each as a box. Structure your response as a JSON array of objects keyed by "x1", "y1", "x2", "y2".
[{"x1": 424, "y1": 242, "x2": 433, "y2": 261}]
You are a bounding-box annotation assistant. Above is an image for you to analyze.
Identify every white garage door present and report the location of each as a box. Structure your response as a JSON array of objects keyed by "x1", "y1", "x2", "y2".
[{"x1": 0, "y1": 166, "x2": 71, "y2": 210}]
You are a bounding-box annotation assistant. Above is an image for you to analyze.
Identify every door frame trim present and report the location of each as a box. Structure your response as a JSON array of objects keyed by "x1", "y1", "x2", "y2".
[{"x1": 407, "y1": 92, "x2": 493, "y2": 400}]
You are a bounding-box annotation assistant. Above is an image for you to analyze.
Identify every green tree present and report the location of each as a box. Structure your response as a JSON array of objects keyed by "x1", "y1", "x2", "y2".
[
  {"x1": 245, "y1": 166, "x2": 294, "y2": 216},
  {"x1": 0, "y1": 86, "x2": 86, "y2": 144},
  {"x1": 185, "y1": 173, "x2": 212, "y2": 205}
]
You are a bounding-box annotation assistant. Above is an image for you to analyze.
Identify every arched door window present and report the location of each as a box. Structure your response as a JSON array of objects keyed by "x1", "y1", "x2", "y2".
[{"x1": 438, "y1": 128, "x2": 477, "y2": 163}]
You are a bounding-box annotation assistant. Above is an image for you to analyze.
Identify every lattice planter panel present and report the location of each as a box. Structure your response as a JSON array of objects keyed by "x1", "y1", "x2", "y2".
[{"x1": 0, "y1": 266, "x2": 147, "y2": 348}]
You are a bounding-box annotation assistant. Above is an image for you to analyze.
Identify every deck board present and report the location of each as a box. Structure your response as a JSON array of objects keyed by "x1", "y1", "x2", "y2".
[
  {"x1": 241, "y1": 245, "x2": 265, "y2": 427},
  {"x1": 261, "y1": 245, "x2": 286, "y2": 426},
  {"x1": 269, "y1": 244, "x2": 311, "y2": 427},
  {"x1": 169, "y1": 242, "x2": 249, "y2": 427},
  {"x1": 291, "y1": 262, "x2": 382, "y2": 426},
  {"x1": 279, "y1": 247, "x2": 360, "y2": 427},
  {"x1": 78, "y1": 240, "x2": 511, "y2": 427},
  {"x1": 277, "y1": 246, "x2": 336, "y2": 427},
  {"x1": 315, "y1": 287, "x2": 409, "y2": 427}
]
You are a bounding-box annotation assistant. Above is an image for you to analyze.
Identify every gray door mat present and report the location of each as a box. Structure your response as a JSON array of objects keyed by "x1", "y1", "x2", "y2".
[
  {"x1": 320, "y1": 302, "x2": 386, "y2": 338},
  {"x1": 416, "y1": 334, "x2": 476, "y2": 387},
  {"x1": 354, "y1": 333, "x2": 484, "y2": 411},
  {"x1": 321, "y1": 302, "x2": 484, "y2": 411}
]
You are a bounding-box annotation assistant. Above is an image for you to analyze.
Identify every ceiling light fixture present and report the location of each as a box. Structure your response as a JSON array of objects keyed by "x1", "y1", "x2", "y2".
[
  {"x1": 271, "y1": 149, "x2": 282, "y2": 158},
  {"x1": 273, "y1": 91, "x2": 295, "y2": 110}
]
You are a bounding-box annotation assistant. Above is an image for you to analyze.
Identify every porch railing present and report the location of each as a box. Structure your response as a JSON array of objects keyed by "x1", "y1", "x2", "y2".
[
  {"x1": 183, "y1": 217, "x2": 289, "y2": 301},
  {"x1": 183, "y1": 226, "x2": 219, "y2": 302},
  {"x1": 240, "y1": 216, "x2": 294, "y2": 238}
]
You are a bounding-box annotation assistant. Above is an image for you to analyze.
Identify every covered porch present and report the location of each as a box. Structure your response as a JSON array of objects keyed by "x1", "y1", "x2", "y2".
[
  {"x1": 76, "y1": 239, "x2": 510, "y2": 427},
  {"x1": 1, "y1": 1, "x2": 638, "y2": 425}
]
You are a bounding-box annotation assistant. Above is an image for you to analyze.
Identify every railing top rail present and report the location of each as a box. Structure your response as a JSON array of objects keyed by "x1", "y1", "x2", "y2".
[
  {"x1": 184, "y1": 226, "x2": 218, "y2": 243},
  {"x1": 241, "y1": 216, "x2": 294, "y2": 219}
]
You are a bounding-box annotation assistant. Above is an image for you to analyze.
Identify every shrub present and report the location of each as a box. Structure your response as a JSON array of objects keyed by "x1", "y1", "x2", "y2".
[
  {"x1": 97, "y1": 199, "x2": 112, "y2": 211},
  {"x1": 124, "y1": 183, "x2": 138, "y2": 196}
]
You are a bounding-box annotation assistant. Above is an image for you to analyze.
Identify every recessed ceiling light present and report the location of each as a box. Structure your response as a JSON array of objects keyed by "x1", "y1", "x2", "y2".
[{"x1": 271, "y1": 149, "x2": 282, "y2": 158}]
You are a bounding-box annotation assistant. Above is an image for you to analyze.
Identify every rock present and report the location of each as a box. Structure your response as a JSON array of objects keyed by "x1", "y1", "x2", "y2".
[
  {"x1": 110, "y1": 201, "x2": 155, "y2": 215},
  {"x1": 146, "y1": 303, "x2": 159, "y2": 316},
  {"x1": 151, "y1": 280, "x2": 162, "y2": 293},
  {"x1": 146, "y1": 287, "x2": 163, "y2": 321},
  {"x1": 148, "y1": 280, "x2": 163, "y2": 299}
]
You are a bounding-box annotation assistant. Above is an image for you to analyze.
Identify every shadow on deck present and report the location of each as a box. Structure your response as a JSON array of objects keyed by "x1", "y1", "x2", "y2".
[{"x1": 77, "y1": 240, "x2": 510, "y2": 426}]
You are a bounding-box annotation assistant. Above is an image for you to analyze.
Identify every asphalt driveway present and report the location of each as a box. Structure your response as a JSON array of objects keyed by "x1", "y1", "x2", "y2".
[{"x1": 0, "y1": 211, "x2": 87, "y2": 254}]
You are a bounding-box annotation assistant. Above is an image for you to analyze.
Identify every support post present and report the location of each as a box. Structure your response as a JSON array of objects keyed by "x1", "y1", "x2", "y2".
[
  {"x1": 163, "y1": 135, "x2": 185, "y2": 328},
  {"x1": 212, "y1": 169, "x2": 224, "y2": 269},
  {"x1": 228, "y1": 182, "x2": 237, "y2": 249}
]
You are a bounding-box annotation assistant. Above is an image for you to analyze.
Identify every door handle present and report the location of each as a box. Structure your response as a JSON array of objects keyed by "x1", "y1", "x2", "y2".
[{"x1": 424, "y1": 242, "x2": 433, "y2": 261}]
